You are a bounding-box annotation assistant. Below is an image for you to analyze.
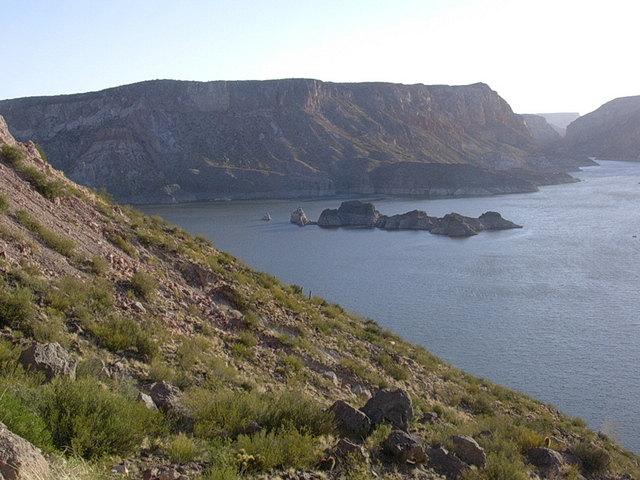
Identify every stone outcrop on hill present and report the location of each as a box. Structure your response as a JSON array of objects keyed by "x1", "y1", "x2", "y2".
[
  {"x1": 313, "y1": 201, "x2": 521, "y2": 236},
  {"x1": 18, "y1": 342, "x2": 77, "y2": 382},
  {"x1": 557, "y1": 96, "x2": 640, "y2": 160},
  {"x1": 0, "y1": 422, "x2": 50, "y2": 480},
  {"x1": 0, "y1": 79, "x2": 587, "y2": 203}
]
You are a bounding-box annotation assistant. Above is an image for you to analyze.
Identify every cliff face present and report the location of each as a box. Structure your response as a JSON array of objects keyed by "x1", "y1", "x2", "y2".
[
  {"x1": 521, "y1": 114, "x2": 562, "y2": 149},
  {"x1": 536, "y1": 112, "x2": 580, "y2": 137},
  {"x1": 0, "y1": 79, "x2": 580, "y2": 203},
  {"x1": 559, "y1": 96, "x2": 640, "y2": 160}
]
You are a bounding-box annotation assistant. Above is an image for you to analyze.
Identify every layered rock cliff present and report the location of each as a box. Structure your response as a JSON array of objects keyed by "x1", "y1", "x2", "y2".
[
  {"x1": 0, "y1": 79, "x2": 584, "y2": 203},
  {"x1": 559, "y1": 96, "x2": 640, "y2": 160},
  {"x1": 521, "y1": 114, "x2": 562, "y2": 149},
  {"x1": 536, "y1": 113, "x2": 580, "y2": 137}
]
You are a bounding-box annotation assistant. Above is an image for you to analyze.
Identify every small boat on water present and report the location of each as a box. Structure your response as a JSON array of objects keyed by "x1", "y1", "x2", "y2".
[{"x1": 261, "y1": 212, "x2": 272, "y2": 221}]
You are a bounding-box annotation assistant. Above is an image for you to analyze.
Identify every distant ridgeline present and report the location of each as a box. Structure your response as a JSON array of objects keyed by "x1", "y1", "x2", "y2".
[
  {"x1": 0, "y1": 79, "x2": 593, "y2": 204},
  {"x1": 556, "y1": 96, "x2": 640, "y2": 161}
]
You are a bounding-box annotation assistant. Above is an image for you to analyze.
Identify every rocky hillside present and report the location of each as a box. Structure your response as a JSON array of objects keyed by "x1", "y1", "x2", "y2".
[
  {"x1": 0, "y1": 115, "x2": 638, "y2": 479},
  {"x1": 0, "y1": 80, "x2": 584, "y2": 204},
  {"x1": 559, "y1": 96, "x2": 640, "y2": 160}
]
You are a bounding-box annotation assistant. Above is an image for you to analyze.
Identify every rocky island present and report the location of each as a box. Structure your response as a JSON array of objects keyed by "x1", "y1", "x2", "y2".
[{"x1": 292, "y1": 200, "x2": 522, "y2": 237}]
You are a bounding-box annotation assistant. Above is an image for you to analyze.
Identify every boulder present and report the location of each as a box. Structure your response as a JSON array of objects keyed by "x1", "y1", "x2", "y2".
[
  {"x1": 318, "y1": 201, "x2": 379, "y2": 227},
  {"x1": 317, "y1": 208, "x2": 342, "y2": 227},
  {"x1": 418, "y1": 412, "x2": 442, "y2": 425},
  {"x1": 137, "y1": 391, "x2": 158, "y2": 410},
  {"x1": 149, "y1": 381, "x2": 194, "y2": 432},
  {"x1": 323, "y1": 370, "x2": 339, "y2": 386},
  {"x1": 329, "y1": 400, "x2": 372, "y2": 439},
  {"x1": 0, "y1": 422, "x2": 50, "y2": 480},
  {"x1": 244, "y1": 422, "x2": 262, "y2": 435},
  {"x1": 527, "y1": 447, "x2": 565, "y2": 478},
  {"x1": 290, "y1": 207, "x2": 311, "y2": 226},
  {"x1": 18, "y1": 342, "x2": 77, "y2": 381},
  {"x1": 376, "y1": 210, "x2": 434, "y2": 230},
  {"x1": 336, "y1": 200, "x2": 380, "y2": 226},
  {"x1": 382, "y1": 430, "x2": 428, "y2": 464},
  {"x1": 427, "y1": 446, "x2": 470, "y2": 478},
  {"x1": 430, "y1": 213, "x2": 482, "y2": 237},
  {"x1": 360, "y1": 388, "x2": 414, "y2": 431},
  {"x1": 351, "y1": 384, "x2": 372, "y2": 399},
  {"x1": 149, "y1": 381, "x2": 183, "y2": 413},
  {"x1": 478, "y1": 211, "x2": 522, "y2": 230},
  {"x1": 450, "y1": 435, "x2": 486, "y2": 467},
  {"x1": 333, "y1": 438, "x2": 368, "y2": 463}
]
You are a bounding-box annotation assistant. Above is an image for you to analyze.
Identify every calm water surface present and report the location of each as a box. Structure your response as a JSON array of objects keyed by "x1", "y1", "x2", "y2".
[{"x1": 142, "y1": 161, "x2": 640, "y2": 453}]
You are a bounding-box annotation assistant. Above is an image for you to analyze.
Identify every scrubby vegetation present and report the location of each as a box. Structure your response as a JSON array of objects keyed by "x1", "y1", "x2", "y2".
[
  {"x1": 1, "y1": 143, "x2": 25, "y2": 165},
  {"x1": 0, "y1": 133, "x2": 638, "y2": 479}
]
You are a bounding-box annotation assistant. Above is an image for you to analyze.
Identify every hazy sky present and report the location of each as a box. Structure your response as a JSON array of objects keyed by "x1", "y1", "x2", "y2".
[{"x1": 2, "y1": 0, "x2": 638, "y2": 115}]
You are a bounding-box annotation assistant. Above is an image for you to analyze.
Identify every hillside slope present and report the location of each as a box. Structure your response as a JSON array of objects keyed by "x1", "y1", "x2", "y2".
[
  {"x1": 559, "y1": 96, "x2": 640, "y2": 160},
  {"x1": 0, "y1": 80, "x2": 583, "y2": 204},
  {"x1": 0, "y1": 116, "x2": 637, "y2": 479}
]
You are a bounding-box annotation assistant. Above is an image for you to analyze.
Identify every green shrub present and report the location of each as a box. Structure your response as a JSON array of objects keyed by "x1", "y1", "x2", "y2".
[
  {"x1": 89, "y1": 256, "x2": 109, "y2": 276},
  {"x1": 0, "y1": 386, "x2": 54, "y2": 452},
  {"x1": 166, "y1": 433, "x2": 200, "y2": 463},
  {"x1": 201, "y1": 439, "x2": 239, "y2": 480},
  {"x1": 339, "y1": 357, "x2": 387, "y2": 388},
  {"x1": 176, "y1": 335, "x2": 214, "y2": 371},
  {"x1": 110, "y1": 235, "x2": 137, "y2": 257},
  {"x1": 365, "y1": 422, "x2": 393, "y2": 450},
  {"x1": 258, "y1": 390, "x2": 333, "y2": 436},
  {"x1": 478, "y1": 452, "x2": 528, "y2": 480},
  {"x1": 188, "y1": 389, "x2": 332, "y2": 440},
  {"x1": 14, "y1": 210, "x2": 76, "y2": 257},
  {"x1": 20, "y1": 166, "x2": 68, "y2": 200},
  {"x1": 234, "y1": 426, "x2": 322, "y2": 471},
  {"x1": 146, "y1": 360, "x2": 177, "y2": 384},
  {"x1": 34, "y1": 143, "x2": 47, "y2": 162},
  {"x1": 130, "y1": 271, "x2": 158, "y2": 300},
  {"x1": 30, "y1": 314, "x2": 70, "y2": 346},
  {"x1": 0, "y1": 286, "x2": 36, "y2": 331},
  {"x1": 0, "y1": 193, "x2": 9, "y2": 213},
  {"x1": 572, "y1": 441, "x2": 611, "y2": 475},
  {"x1": 89, "y1": 316, "x2": 157, "y2": 359},
  {"x1": 46, "y1": 276, "x2": 114, "y2": 324},
  {"x1": 1, "y1": 144, "x2": 25, "y2": 166},
  {"x1": 283, "y1": 354, "x2": 305, "y2": 374},
  {"x1": 377, "y1": 352, "x2": 409, "y2": 381},
  {"x1": 37, "y1": 377, "x2": 165, "y2": 459}
]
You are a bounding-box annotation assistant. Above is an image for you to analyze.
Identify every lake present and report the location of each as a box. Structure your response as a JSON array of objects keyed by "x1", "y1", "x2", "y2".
[{"x1": 142, "y1": 160, "x2": 640, "y2": 453}]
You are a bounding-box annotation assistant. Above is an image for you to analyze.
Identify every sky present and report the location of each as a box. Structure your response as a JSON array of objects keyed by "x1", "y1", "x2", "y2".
[{"x1": 2, "y1": 0, "x2": 639, "y2": 115}]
